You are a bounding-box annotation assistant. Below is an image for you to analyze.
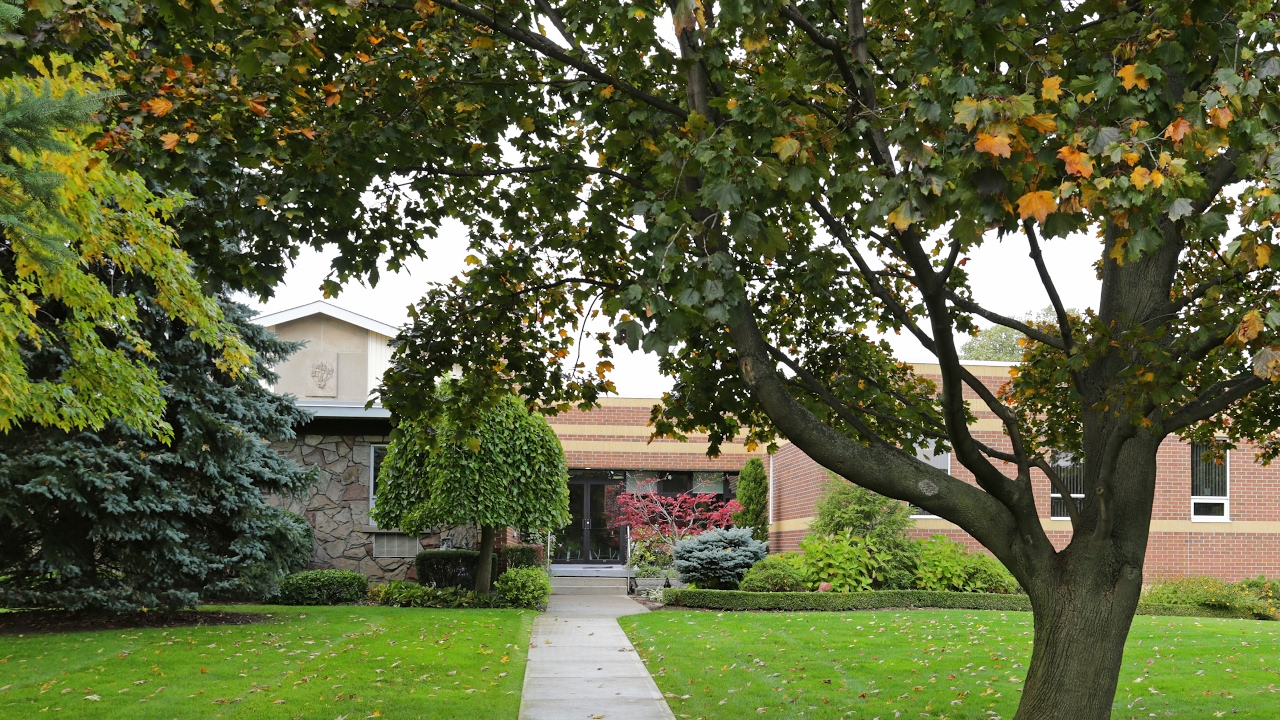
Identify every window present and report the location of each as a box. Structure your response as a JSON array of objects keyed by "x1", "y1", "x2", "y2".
[
  {"x1": 1191, "y1": 443, "x2": 1229, "y2": 521},
  {"x1": 1048, "y1": 452, "x2": 1086, "y2": 520},
  {"x1": 369, "y1": 444, "x2": 388, "y2": 525},
  {"x1": 910, "y1": 449, "x2": 951, "y2": 518}
]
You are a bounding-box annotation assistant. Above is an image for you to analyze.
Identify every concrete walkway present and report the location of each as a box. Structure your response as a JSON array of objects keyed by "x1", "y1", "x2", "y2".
[{"x1": 518, "y1": 594, "x2": 675, "y2": 720}]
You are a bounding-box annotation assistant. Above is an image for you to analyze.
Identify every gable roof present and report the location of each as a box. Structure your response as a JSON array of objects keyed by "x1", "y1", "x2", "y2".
[{"x1": 253, "y1": 300, "x2": 399, "y2": 337}]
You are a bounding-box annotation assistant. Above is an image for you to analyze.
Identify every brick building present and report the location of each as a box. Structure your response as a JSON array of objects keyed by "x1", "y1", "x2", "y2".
[{"x1": 256, "y1": 305, "x2": 1279, "y2": 582}]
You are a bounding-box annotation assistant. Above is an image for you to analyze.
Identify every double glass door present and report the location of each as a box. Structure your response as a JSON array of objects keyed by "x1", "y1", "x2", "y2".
[{"x1": 555, "y1": 480, "x2": 624, "y2": 563}]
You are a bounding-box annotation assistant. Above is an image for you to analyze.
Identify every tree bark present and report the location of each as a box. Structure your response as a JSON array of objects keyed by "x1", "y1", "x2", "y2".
[
  {"x1": 1014, "y1": 560, "x2": 1144, "y2": 719},
  {"x1": 475, "y1": 525, "x2": 496, "y2": 594}
]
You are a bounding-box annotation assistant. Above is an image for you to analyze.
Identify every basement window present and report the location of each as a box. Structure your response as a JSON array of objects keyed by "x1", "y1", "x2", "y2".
[{"x1": 1191, "y1": 443, "x2": 1229, "y2": 522}]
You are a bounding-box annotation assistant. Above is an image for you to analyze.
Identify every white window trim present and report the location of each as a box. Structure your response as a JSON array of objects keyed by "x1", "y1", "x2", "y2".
[
  {"x1": 1049, "y1": 493, "x2": 1086, "y2": 521},
  {"x1": 910, "y1": 452, "x2": 950, "y2": 519},
  {"x1": 1191, "y1": 448, "x2": 1230, "y2": 522},
  {"x1": 369, "y1": 443, "x2": 388, "y2": 527}
]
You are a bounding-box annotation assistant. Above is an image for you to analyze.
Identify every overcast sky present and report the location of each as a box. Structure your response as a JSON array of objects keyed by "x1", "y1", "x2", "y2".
[{"x1": 241, "y1": 224, "x2": 1105, "y2": 398}]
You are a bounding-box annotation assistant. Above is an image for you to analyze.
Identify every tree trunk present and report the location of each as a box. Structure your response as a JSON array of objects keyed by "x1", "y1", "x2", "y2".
[
  {"x1": 475, "y1": 525, "x2": 496, "y2": 594},
  {"x1": 1013, "y1": 562, "x2": 1144, "y2": 720}
]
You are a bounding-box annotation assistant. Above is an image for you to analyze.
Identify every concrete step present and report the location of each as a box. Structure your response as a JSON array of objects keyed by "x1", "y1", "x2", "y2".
[{"x1": 551, "y1": 576, "x2": 630, "y2": 595}]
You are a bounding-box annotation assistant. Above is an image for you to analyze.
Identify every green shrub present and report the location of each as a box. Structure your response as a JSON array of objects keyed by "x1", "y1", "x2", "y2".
[
  {"x1": 370, "y1": 580, "x2": 506, "y2": 609},
  {"x1": 739, "y1": 555, "x2": 807, "y2": 593},
  {"x1": 797, "y1": 531, "x2": 882, "y2": 592},
  {"x1": 627, "y1": 538, "x2": 675, "y2": 578},
  {"x1": 494, "y1": 567, "x2": 553, "y2": 609},
  {"x1": 414, "y1": 550, "x2": 496, "y2": 589},
  {"x1": 660, "y1": 588, "x2": 1275, "y2": 619},
  {"x1": 277, "y1": 570, "x2": 369, "y2": 606},
  {"x1": 497, "y1": 544, "x2": 544, "y2": 572},
  {"x1": 809, "y1": 480, "x2": 919, "y2": 589},
  {"x1": 1144, "y1": 577, "x2": 1277, "y2": 620},
  {"x1": 915, "y1": 535, "x2": 1019, "y2": 594},
  {"x1": 673, "y1": 528, "x2": 767, "y2": 589},
  {"x1": 1237, "y1": 575, "x2": 1279, "y2": 605}
]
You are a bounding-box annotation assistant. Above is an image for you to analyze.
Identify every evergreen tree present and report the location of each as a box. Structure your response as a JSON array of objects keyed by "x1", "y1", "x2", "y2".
[
  {"x1": 731, "y1": 458, "x2": 769, "y2": 542},
  {"x1": 0, "y1": 291, "x2": 314, "y2": 611}
]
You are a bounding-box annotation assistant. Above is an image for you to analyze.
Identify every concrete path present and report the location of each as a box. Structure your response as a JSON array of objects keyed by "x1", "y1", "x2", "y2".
[{"x1": 518, "y1": 595, "x2": 675, "y2": 720}]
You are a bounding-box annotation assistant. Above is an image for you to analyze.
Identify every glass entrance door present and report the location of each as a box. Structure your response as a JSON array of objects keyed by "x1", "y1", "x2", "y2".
[{"x1": 555, "y1": 480, "x2": 624, "y2": 563}]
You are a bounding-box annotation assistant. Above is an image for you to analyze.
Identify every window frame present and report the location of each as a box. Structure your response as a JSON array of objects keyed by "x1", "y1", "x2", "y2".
[
  {"x1": 1190, "y1": 444, "x2": 1230, "y2": 523},
  {"x1": 1047, "y1": 452, "x2": 1086, "y2": 521},
  {"x1": 369, "y1": 443, "x2": 388, "y2": 527}
]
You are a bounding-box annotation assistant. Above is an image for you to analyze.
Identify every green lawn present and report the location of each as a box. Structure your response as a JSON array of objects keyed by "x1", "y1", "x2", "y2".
[
  {"x1": 0, "y1": 604, "x2": 535, "y2": 719},
  {"x1": 622, "y1": 609, "x2": 1280, "y2": 719}
]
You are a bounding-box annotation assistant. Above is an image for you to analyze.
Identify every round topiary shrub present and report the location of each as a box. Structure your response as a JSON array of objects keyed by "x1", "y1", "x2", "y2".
[
  {"x1": 494, "y1": 567, "x2": 553, "y2": 609},
  {"x1": 277, "y1": 569, "x2": 369, "y2": 605},
  {"x1": 739, "y1": 554, "x2": 807, "y2": 593},
  {"x1": 673, "y1": 527, "x2": 767, "y2": 589}
]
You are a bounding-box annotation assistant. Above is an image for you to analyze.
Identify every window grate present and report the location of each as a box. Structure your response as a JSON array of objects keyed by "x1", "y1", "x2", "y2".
[
  {"x1": 1191, "y1": 443, "x2": 1227, "y2": 498},
  {"x1": 1048, "y1": 452, "x2": 1086, "y2": 519},
  {"x1": 373, "y1": 532, "x2": 421, "y2": 558}
]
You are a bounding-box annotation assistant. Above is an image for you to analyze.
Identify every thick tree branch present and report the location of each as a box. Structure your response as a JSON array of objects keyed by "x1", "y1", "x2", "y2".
[
  {"x1": 1024, "y1": 220, "x2": 1074, "y2": 352},
  {"x1": 1034, "y1": 456, "x2": 1082, "y2": 526},
  {"x1": 946, "y1": 291, "x2": 1067, "y2": 350},
  {"x1": 1192, "y1": 147, "x2": 1243, "y2": 215},
  {"x1": 421, "y1": 0, "x2": 689, "y2": 119},
  {"x1": 1165, "y1": 372, "x2": 1267, "y2": 431},
  {"x1": 532, "y1": 0, "x2": 580, "y2": 51}
]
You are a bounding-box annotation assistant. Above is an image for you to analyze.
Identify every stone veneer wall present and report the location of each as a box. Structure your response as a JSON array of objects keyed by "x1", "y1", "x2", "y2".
[{"x1": 269, "y1": 433, "x2": 481, "y2": 582}]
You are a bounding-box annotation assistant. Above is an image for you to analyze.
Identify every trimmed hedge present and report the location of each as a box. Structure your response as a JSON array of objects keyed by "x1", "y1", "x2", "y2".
[
  {"x1": 277, "y1": 570, "x2": 369, "y2": 606},
  {"x1": 663, "y1": 588, "x2": 1031, "y2": 612},
  {"x1": 415, "y1": 550, "x2": 494, "y2": 589},
  {"x1": 498, "y1": 544, "x2": 544, "y2": 573},
  {"x1": 370, "y1": 580, "x2": 506, "y2": 609},
  {"x1": 661, "y1": 589, "x2": 1273, "y2": 620}
]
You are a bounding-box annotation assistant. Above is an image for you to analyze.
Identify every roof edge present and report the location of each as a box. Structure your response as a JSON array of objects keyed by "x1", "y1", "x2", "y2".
[{"x1": 253, "y1": 301, "x2": 399, "y2": 337}]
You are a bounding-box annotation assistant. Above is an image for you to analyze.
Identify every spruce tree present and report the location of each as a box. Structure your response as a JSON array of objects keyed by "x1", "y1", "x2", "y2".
[{"x1": 0, "y1": 290, "x2": 315, "y2": 611}]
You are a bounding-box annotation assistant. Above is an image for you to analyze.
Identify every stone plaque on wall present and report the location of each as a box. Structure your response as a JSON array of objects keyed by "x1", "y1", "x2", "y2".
[{"x1": 300, "y1": 350, "x2": 339, "y2": 397}]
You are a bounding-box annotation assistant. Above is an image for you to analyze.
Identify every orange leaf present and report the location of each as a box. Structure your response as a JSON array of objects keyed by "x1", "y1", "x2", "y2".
[
  {"x1": 1240, "y1": 311, "x2": 1265, "y2": 343},
  {"x1": 1016, "y1": 191, "x2": 1058, "y2": 223},
  {"x1": 301, "y1": 128, "x2": 317, "y2": 140},
  {"x1": 160, "y1": 132, "x2": 180, "y2": 151},
  {"x1": 974, "y1": 133, "x2": 1012, "y2": 158},
  {"x1": 1022, "y1": 113, "x2": 1057, "y2": 133},
  {"x1": 1041, "y1": 76, "x2": 1064, "y2": 102},
  {"x1": 1165, "y1": 117, "x2": 1192, "y2": 142},
  {"x1": 1208, "y1": 106, "x2": 1234, "y2": 129},
  {"x1": 1117, "y1": 64, "x2": 1149, "y2": 90},
  {"x1": 143, "y1": 97, "x2": 174, "y2": 116},
  {"x1": 1057, "y1": 146, "x2": 1094, "y2": 178}
]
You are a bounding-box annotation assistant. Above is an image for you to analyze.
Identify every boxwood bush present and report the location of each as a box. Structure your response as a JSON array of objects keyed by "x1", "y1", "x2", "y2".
[
  {"x1": 415, "y1": 550, "x2": 495, "y2": 589},
  {"x1": 498, "y1": 544, "x2": 545, "y2": 572},
  {"x1": 739, "y1": 554, "x2": 806, "y2": 593},
  {"x1": 277, "y1": 569, "x2": 369, "y2": 606},
  {"x1": 494, "y1": 567, "x2": 553, "y2": 609}
]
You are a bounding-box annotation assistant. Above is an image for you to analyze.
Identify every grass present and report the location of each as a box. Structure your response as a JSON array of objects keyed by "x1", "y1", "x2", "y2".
[
  {"x1": 0, "y1": 604, "x2": 535, "y2": 719},
  {"x1": 622, "y1": 609, "x2": 1280, "y2": 719}
]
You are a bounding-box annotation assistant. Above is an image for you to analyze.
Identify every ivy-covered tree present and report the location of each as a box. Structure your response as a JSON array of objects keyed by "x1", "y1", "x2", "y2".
[
  {"x1": 0, "y1": 294, "x2": 314, "y2": 611},
  {"x1": 371, "y1": 393, "x2": 570, "y2": 594},
  {"x1": 731, "y1": 457, "x2": 769, "y2": 542}
]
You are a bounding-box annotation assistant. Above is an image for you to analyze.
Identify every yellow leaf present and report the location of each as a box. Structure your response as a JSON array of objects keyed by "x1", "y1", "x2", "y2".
[
  {"x1": 1041, "y1": 76, "x2": 1064, "y2": 102},
  {"x1": 518, "y1": 117, "x2": 535, "y2": 132},
  {"x1": 772, "y1": 135, "x2": 801, "y2": 162},
  {"x1": 726, "y1": 98, "x2": 739, "y2": 110},
  {"x1": 953, "y1": 97, "x2": 981, "y2": 130},
  {"x1": 1075, "y1": 91, "x2": 1097, "y2": 104},
  {"x1": 1130, "y1": 166, "x2": 1151, "y2": 190},
  {"x1": 1057, "y1": 145, "x2": 1094, "y2": 178},
  {"x1": 464, "y1": 254, "x2": 481, "y2": 266},
  {"x1": 743, "y1": 35, "x2": 768, "y2": 52},
  {"x1": 1150, "y1": 170, "x2": 1165, "y2": 188},
  {"x1": 255, "y1": 195, "x2": 269, "y2": 206},
  {"x1": 160, "y1": 132, "x2": 180, "y2": 151},
  {"x1": 974, "y1": 133, "x2": 1011, "y2": 158},
  {"x1": 185, "y1": 132, "x2": 199, "y2": 144},
  {"x1": 1258, "y1": 243, "x2": 1273, "y2": 268},
  {"x1": 1016, "y1": 191, "x2": 1058, "y2": 223},
  {"x1": 1117, "y1": 64, "x2": 1149, "y2": 90},
  {"x1": 1208, "y1": 106, "x2": 1234, "y2": 128},
  {"x1": 1122, "y1": 151, "x2": 1140, "y2": 166},
  {"x1": 1022, "y1": 113, "x2": 1057, "y2": 133},
  {"x1": 886, "y1": 204, "x2": 913, "y2": 231},
  {"x1": 1240, "y1": 311, "x2": 1265, "y2": 343},
  {"x1": 471, "y1": 36, "x2": 494, "y2": 50},
  {"x1": 1165, "y1": 117, "x2": 1192, "y2": 142}
]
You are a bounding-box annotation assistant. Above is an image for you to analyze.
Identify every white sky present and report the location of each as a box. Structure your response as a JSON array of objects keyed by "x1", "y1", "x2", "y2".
[{"x1": 240, "y1": 225, "x2": 1105, "y2": 398}]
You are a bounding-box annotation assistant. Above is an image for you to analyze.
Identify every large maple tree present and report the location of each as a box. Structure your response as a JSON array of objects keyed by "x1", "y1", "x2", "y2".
[{"x1": 17, "y1": 0, "x2": 1280, "y2": 716}]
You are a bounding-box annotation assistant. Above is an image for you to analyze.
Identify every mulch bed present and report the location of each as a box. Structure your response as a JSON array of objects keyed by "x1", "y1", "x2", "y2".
[{"x1": 0, "y1": 609, "x2": 267, "y2": 636}]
